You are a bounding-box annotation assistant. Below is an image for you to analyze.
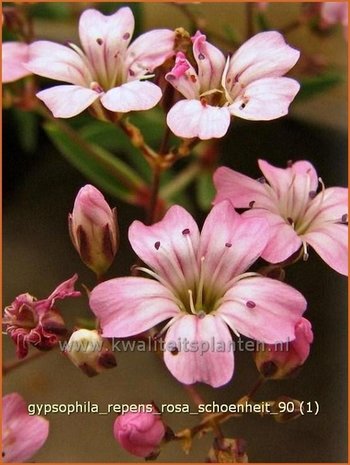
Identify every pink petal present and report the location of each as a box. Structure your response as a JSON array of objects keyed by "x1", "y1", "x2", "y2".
[
  {"x1": 101, "y1": 80, "x2": 161, "y2": 112},
  {"x1": 192, "y1": 31, "x2": 226, "y2": 91},
  {"x1": 36, "y1": 85, "x2": 100, "y2": 118},
  {"x1": 229, "y1": 77, "x2": 300, "y2": 121},
  {"x1": 218, "y1": 276, "x2": 307, "y2": 344},
  {"x1": 2, "y1": 43, "x2": 31, "y2": 83},
  {"x1": 226, "y1": 31, "x2": 300, "y2": 91},
  {"x1": 164, "y1": 314, "x2": 234, "y2": 387},
  {"x1": 2, "y1": 393, "x2": 49, "y2": 463},
  {"x1": 213, "y1": 166, "x2": 277, "y2": 210},
  {"x1": 303, "y1": 224, "x2": 348, "y2": 276},
  {"x1": 321, "y1": 2, "x2": 348, "y2": 26},
  {"x1": 304, "y1": 187, "x2": 348, "y2": 226},
  {"x1": 128, "y1": 205, "x2": 200, "y2": 292},
  {"x1": 199, "y1": 201, "x2": 270, "y2": 287},
  {"x1": 89, "y1": 277, "x2": 179, "y2": 337},
  {"x1": 165, "y1": 52, "x2": 200, "y2": 100},
  {"x1": 167, "y1": 100, "x2": 231, "y2": 139},
  {"x1": 243, "y1": 208, "x2": 302, "y2": 263},
  {"x1": 126, "y1": 29, "x2": 175, "y2": 79},
  {"x1": 27, "y1": 41, "x2": 90, "y2": 86}
]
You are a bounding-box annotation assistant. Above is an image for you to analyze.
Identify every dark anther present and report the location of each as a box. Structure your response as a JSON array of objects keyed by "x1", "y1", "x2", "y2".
[
  {"x1": 2, "y1": 452, "x2": 5, "y2": 458},
  {"x1": 123, "y1": 32, "x2": 130, "y2": 40},
  {"x1": 170, "y1": 347, "x2": 179, "y2": 355},
  {"x1": 182, "y1": 228, "x2": 190, "y2": 235},
  {"x1": 129, "y1": 69, "x2": 135, "y2": 76},
  {"x1": 257, "y1": 177, "x2": 266, "y2": 183},
  {"x1": 246, "y1": 300, "x2": 256, "y2": 309},
  {"x1": 309, "y1": 191, "x2": 317, "y2": 199},
  {"x1": 198, "y1": 53, "x2": 205, "y2": 60},
  {"x1": 225, "y1": 242, "x2": 232, "y2": 248},
  {"x1": 239, "y1": 103, "x2": 246, "y2": 110},
  {"x1": 197, "y1": 311, "x2": 206, "y2": 319},
  {"x1": 190, "y1": 75, "x2": 197, "y2": 83},
  {"x1": 287, "y1": 217, "x2": 294, "y2": 225},
  {"x1": 249, "y1": 200, "x2": 255, "y2": 208},
  {"x1": 154, "y1": 241, "x2": 161, "y2": 250},
  {"x1": 341, "y1": 213, "x2": 348, "y2": 223},
  {"x1": 96, "y1": 38, "x2": 103, "y2": 45}
]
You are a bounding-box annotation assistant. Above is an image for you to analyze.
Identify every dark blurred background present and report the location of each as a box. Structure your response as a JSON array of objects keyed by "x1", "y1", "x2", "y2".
[{"x1": 3, "y1": 2, "x2": 348, "y2": 462}]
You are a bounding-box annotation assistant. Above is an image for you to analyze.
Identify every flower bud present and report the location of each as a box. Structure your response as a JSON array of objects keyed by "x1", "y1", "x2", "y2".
[
  {"x1": 64, "y1": 329, "x2": 116, "y2": 377},
  {"x1": 114, "y1": 408, "x2": 166, "y2": 458},
  {"x1": 69, "y1": 185, "x2": 119, "y2": 277},
  {"x1": 207, "y1": 438, "x2": 248, "y2": 463},
  {"x1": 254, "y1": 317, "x2": 313, "y2": 379}
]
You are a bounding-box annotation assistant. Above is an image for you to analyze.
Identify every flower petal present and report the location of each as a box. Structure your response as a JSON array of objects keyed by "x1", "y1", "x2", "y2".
[
  {"x1": 303, "y1": 223, "x2": 348, "y2": 276},
  {"x1": 27, "y1": 41, "x2": 90, "y2": 86},
  {"x1": 164, "y1": 314, "x2": 234, "y2": 387},
  {"x1": 36, "y1": 85, "x2": 100, "y2": 118},
  {"x1": 304, "y1": 187, "x2": 348, "y2": 226},
  {"x1": 226, "y1": 31, "x2": 300, "y2": 90},
  {"x1": 213, "y1": 166, "x2": 277, "y2": 210},
  {"x1": 2, "y1": 393, "x2": 49, "y2": 463},
  {"x1": 89, "y1": 277, "x2": 179, "y2": 337},
  {"x1": 126, "y1": 29, "x2": 175, "y2": 79},
  {"x1": 2, "y1": 43, "x2": 31, "y2": 83},
  {"x1": 243, "y1": 208, "x2": 302, "y2": 263},
  {"x1": 128, "y1": 206, "x2": 200, "y2": 292},
  {"x1": 229, "y1": 77, "x2": 300, "y2": 121},
  {"x1": 218, "y1": 276, "x2": 307, "y2": 344},
  {"x1": 167, "y1": 100, "x2": 231, "y2": 139},
  {"x1": 101, "y1": 80, "x2": 161, "y2": 112},
  {"x1": 165, "y1": 52, "x2": 200, "y2": 100},
  {"x1": 199, "y1": 201, "x2": 270, "y2": 288}
]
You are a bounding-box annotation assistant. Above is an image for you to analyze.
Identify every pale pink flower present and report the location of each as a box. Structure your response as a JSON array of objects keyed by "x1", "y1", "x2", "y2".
[
  {"x1": 2, "y1": 393, "x2": 49, "y2": 462},
  {"x1": 114, "y1": 409, "x2": 166, "y2": 458},
  {"x1": 69, "y1": 184, "x2": 119, "y2": 277},
  {"x1": 2, "y1": 42, "x2": 31, "y2": 83},
  {"x1": 26, "y1": 7, "x2": 175, "y2": 118},
  {"x1": 165, "y1": 31, "x2": 300, "y2": 140},
  {"x1": 320, "y1": 2, "x2": 348, "y2": 38},
  {"x1": 213, "y1": 160, "x2": 348, "y2": 275},
  {"x1": 3, "y1": 275, "x2": 81, "y2": 358},
  {"x1": 90, "y1": 201, "x2": 306, "y2": 387},
  {"x1": 254, "y1": 317, "x2": 313, "y2": 379}
]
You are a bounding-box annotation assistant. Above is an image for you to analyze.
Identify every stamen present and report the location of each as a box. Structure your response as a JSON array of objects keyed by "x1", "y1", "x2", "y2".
[
  {"x1": 195, "y1": 257, "x2": 206, "y2": 309},
  {"x1": 198, "y1": 53, "x2": 205, "y2": 60},
  {"x1": 246, "y1": 300, "x2": 256, "y2": 309},
  {"x1": 309, "y1": 191, "x2": 317, "y2": 199},
  {"x1": 341, "y1": 213, "x2": 348, "y2": 223},
  {"x1": 225, "y1": 242, "x2": 232, "y2": 248},
  {"x1": 154, "y1": 241, "x2": 161, "y2": 250},
  {"x1": 182, "y1": 228, "x2": 190, "y2": 235},
  {"x1": 249, "y1": 201, "x2": 255, "y2": 208},
  {"x1": 302, "y1": 241, "x2": 309, "y2": 261},
  {"x1": 287, "y1": 217, "x2": 295, "y2": 228},
  {"x1": 156, "y1": 313, "x2": 184, "y2": 339},
  {"x1": 239, "y1": 102, "x2": 246, "y2": 110},
  {"x1": 123, "y1": 32, "x2": 130, "y2": 40},
  {"x1": 96, "y1": 38, "x2": 103, "y2": 46},
  {"x1": 221, "y1": 57, "x2": 233, "y2": 104},
  {"x1": 197, "y1": 310, "x2": 206, "y2": 319},
  {"x1": 188, "y1": 290, "x2": 197, "y2": 315},
  {"x1": 257, "y1": 177, "x2": 266, "y2": 183},
  {"x1": 90, "y1": 81, "x2": 104, "y2": 93},
  {"x1": 200, "y1": 88, "x2": 223, "y2": 98}
]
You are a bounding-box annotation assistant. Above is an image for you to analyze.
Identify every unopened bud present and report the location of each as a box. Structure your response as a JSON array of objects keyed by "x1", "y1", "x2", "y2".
[
  {"x1": 114, "y1": 408, "x2": 166, "y2": 458},
  {"x1": 254, "y1": 317, "x2": 313, "y2": 380},
  {"x1": 65, "y1": 329, "x2": 116, "y2": 377},
  {"x1": 207, "y1": 438, "x2": 248, "y2": 463},
  {"x1": 69, "y1": 185, "x2": 119, "y2": 277}
]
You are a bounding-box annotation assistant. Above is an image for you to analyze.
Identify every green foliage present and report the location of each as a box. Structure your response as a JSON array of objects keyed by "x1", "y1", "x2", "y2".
[
  {"x1": 298, "y1": 72, "x2": 344, "y2": 100},
  {"x1": 196, "y1": 171, "x2": 216, "y2": 211}
]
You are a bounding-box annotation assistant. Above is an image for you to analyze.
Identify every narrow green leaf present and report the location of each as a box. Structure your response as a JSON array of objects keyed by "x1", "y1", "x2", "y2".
[
  {"x1": 195, "y1": 171, "x2": 215, "y2": 211},
  {"x1": 298, "y1": 72, "x2": 344, "y2": 100}
]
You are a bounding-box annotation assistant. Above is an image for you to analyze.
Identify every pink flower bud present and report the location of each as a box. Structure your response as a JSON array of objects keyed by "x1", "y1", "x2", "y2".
[
  {"x1": 254, "y1": 317, "x2": 313, "y2": 379},
  {"x1": 69, "y1": 185, "x2": 119, "y2": 277},
  {"x1": 114, "y1": 409, "x2": 166, "y2": 458},
  {"x1": 64, "y1": 329, "x2": 116, "y2": 377}
]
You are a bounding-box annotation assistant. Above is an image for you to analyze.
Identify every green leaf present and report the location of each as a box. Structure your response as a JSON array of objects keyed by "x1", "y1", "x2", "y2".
[
  {"x1": 255, "y1": 12, "x2": 271, "y2": 31},
  {"x1": 12, "y1": 108, "x2": 39, "y2": 153},
  {"x1": 195, "y1": 171, "x2": 215, "y2": 211},
  {"x1": 44, "y1": 122, "x2": 146, "y2": 204},
  {"x1": 29, "y1": 3, "x2": 71, "y2": 20},
  {"x1": 298, "y1": 72, "x2": 344, "y2": 100}
]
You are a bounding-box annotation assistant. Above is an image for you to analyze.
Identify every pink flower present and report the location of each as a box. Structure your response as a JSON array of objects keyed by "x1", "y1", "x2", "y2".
[
  {"x1": 90, "y1": 201, "x2": 306, "y2": 387},
  {"x1": 2, "y1": 42, "x2": 31, "y2": 83},
  {"x1": 26, "y1": 7, "x2": 175, "y2": 118},
  {"x1": 165, "y1": 31, "x2": 300, "y2": 140},
  {"x1": 3, "y1": 275, "x2": 80, "y2": 358},
  {"x1": 320, "y1": 2, "x2": 348, "y2": 38},
  {"x1": 69, "y1": 185, "x2": 119, "y2": 277},
  {"x1": 254, "y1": 317, "x2": 314, "y2": 379},
  {"x1": 2, "y1": 393, "x2": 49, "y2": 462},
  {"x1": 213, "y1": 160, "x2": 348, "y2": 275},
  {"x1": 114, "y1": 409, "x2": 166, "y2": 458}
]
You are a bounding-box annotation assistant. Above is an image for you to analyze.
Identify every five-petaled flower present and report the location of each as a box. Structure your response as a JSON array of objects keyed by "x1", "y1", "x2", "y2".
[
  {"x1": 3, "y1": 275, "x2": 81, "y2": 358},
  {"x1": 2, "y1": 393, "x2": 49, "y2": 462},
  {"x1": 165, "y1": 31, "x2": 300, "y2": 140},
  {"x1": 213, "y1": 160, "x2": 348, "y2": 275},
  {"x1": 26, "y1": 7, "x2": 175, "y2": 118},
  {"x1": 90, "y1": 201, "x2": 307, "y2": 387}
]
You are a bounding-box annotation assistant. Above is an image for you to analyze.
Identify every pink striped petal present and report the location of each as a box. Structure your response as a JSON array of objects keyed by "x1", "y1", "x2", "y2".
[
  {"x1": 164, "y1": 314, "x2": 234, "y2": 387},
  {"x1": 218, "y1": 276, "x2": 307, "y2": 344},
  {"x1": 27, "y1": 41, "x2": 89, "y2": 86},
  {"x1": 167, "y1": 100, "x2": 231, "y2": 139},
  {"x1": 101, "y1": 80, "x2": 161, "y2": 112},
  {"x1": 303, "y1": 224, "x2": 348, "y2": 276},
  {"x1": 36, "y1": 85, "x2": 100, "y2": 118},
  {"x1": 128, "y1": 206, "x2": 200, "y2": 291},
  {"x1": 199, "y1": 201, "x2": 270, "y2": 286},
  {"x1": 229, "y1": 77, "x2": 300, "y2": 121},
  {"x1": 213, "y1": 166, "x2": 277, "y2": 210},
  {"x1": 89, "y1": 277, "x2": 179, "y2": 337},
  {"x1": 2, "y1": 43, "x2": 31, "y2": 83},
  {"x1": 2, "y1": 393, "x2": 49, "y2": 463}
]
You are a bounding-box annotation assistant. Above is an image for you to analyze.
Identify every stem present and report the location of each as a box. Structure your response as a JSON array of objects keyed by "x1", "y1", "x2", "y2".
[
  {"x1": 3, "y1": 350, "x2": 47, "y2": 375},
  {"x1": 146, "y1": 166, "x2": 161, "y2": 225},
  {"x1": 161, "y1": 162, "x2": 202, "y2": 199}
]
